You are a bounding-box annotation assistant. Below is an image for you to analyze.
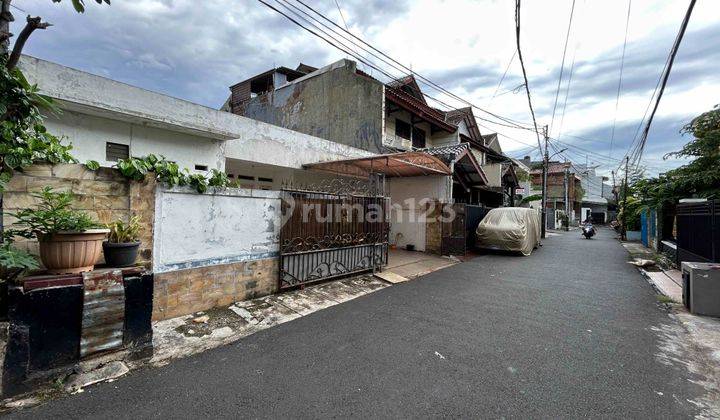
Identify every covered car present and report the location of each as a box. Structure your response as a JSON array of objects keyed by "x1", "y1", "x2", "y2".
[{"x1": 475, "y1": 207, "x2": 541, "y2": 256}]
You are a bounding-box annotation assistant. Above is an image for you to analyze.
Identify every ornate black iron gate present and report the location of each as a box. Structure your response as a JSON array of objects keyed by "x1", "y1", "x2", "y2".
[{"x1": 279, "y1": 176, "x2": 389, "y2": 290}]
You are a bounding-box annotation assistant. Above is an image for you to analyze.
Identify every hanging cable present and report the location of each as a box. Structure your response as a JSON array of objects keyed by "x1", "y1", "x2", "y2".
[
  {"x1": 290, "y1": 0, "x2": 537, "y2": 130},
  {"x1": 489, "y1": 51, "x2": 516, "y2": 105},
  {"x1": 633, "y1": 0, "x2": 696, "y2": 166},
  {"x1": 514, "y1": 0, "x2": 543, "y2": 152},
  {"x1": 608, "y1": 0, "x2": 632, "y2": 160},
  {"x1": 549, "y1": 0, "x2": 576, "y2": 136},
  {"x1": 262, "y1": 0, "x2": 545, "y2": 146}
]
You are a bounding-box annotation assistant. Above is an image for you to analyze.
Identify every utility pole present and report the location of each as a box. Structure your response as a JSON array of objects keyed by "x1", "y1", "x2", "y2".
[
  {"x1": 541, "y1": 125, "x2": 549, "y2": 238},
  {"x1": 563, "y1": 163, "x2": 569, "y2": 231},
  {"x1": 611, "y1": 170, "x2": 619, "y2": 204},
  {"x1": 621, "y1": 156, "x2": 630, "y2": 241}
]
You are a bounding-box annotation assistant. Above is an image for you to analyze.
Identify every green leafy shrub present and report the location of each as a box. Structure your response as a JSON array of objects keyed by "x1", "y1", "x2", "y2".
[
  {"x1": 9, "y1": 187, "x2": 100, "y2": 238},
  {"x1": 0, "y1": 61, "x2": 76, "y2": 192},
  {"x1": 0, "y1": 231, "x2": 39, "y2": 283},
  {"x1": 106, "y1": 216, "x2": 142, "y2": 243},
  {"x1": 115, "y1": 154, "x2": 232, "y2": 193}
]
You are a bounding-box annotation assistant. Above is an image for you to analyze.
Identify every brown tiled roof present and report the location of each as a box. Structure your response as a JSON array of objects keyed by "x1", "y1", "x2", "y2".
[
  {"x1": 445, "y1": 107, "x2": 472, "y2": 125},
  {"x1": 385, "y1": 85, "x2": 456, "y2": 133},
  {"x1": 529, "y1": 162, "x2": 572, "y2": 175}
]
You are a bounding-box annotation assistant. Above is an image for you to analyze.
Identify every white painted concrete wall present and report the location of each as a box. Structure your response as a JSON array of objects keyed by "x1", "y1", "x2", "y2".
[
  {"x1": 153, "y1": 186, "x2": 281, "y2": 273},
  {"x1": 42, "y1": 111, "x2": 225, "y2": 171},
  {"x1": 387, "y1": 176, "x2": 451, "y2": 251},
  {"x1": 223, "y1": 119, "x2": 371, "y2": 169},
  {"x1": 20, "y1": 55, "x2": 372, "y2": 173}
]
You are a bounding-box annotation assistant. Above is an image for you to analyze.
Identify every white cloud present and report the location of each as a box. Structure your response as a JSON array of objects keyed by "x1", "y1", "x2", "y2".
[{"x1": 10, "y1": 0, "x2": 719, "y2": 175}]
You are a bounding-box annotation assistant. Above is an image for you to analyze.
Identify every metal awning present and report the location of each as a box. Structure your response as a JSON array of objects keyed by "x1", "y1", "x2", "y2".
[{"x1": 303, "y1": 151, "x2": 452, "y2": 178}]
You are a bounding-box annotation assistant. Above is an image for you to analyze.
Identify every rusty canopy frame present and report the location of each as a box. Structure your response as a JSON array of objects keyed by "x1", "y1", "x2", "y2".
[{"x1": 303, "y1": 151, "x2": 453, "y2": 179}]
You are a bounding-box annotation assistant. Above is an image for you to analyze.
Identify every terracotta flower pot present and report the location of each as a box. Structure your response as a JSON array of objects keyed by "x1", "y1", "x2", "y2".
[{"x1": 37, "y1": 229, "x2": 110, "y2": 274}]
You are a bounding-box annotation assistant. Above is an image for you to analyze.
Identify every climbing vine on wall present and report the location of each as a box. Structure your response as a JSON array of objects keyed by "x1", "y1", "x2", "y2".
[{"x1": 115, "y1": 154, "x2": 233, "y2": 194}]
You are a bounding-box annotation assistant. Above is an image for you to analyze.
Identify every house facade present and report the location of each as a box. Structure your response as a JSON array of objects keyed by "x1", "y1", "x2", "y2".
[
  {"x1": 529, "y1": 162, "x2": 583, "y2": 225},
  {"x1": 575, "y1": 164, "x2": 610, "y2": 223},
  {"x1": 224, "y1": 58, "x2": 521, "y2": 210}
]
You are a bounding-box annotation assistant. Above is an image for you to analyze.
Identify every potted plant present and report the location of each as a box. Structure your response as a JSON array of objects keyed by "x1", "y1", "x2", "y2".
[
  {"x1": 103, "y1": 216, "x2": 142, "y2": 267},
  {"x1": 9, "y1": 187, "x2": 108, "y2": 274}
]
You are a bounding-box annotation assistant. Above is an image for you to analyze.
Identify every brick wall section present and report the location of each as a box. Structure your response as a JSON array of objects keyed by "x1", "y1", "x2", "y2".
[
  {"x1": 3, "y1": 164, "x2": 131, "y2": 260},
  {"x1": 425, "y1": 200, "x2": 442, "y2": 254},
  {"x1": 152, "y1": 258, "x2": 279, "y2": 321},
  {"x1": 129, "y1": 175, "x2": 156, "y2": 269}
]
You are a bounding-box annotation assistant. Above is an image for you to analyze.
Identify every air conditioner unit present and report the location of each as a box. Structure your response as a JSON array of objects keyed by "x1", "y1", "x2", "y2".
[{"x1": 682, "y1": 262, "x2": 720, "y2": 317}]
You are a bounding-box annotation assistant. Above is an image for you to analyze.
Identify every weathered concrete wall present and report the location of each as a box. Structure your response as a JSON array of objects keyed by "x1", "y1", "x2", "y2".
[
  {"x1": 387, "y1": 176, "x2": 451, "y2": 252},
  {"x1": 224, "y1": 119, "x2": 372, "y2": 170},
  {"x1": 41, "y1": 111, "x2": 226, "y2": 172},
  {"x1": 151, "y1": 186, "x2": 281, "y2": 320},
  {"x1": 235, "y1": 60, "x2": 385, "y2": 153},
  {"x1": 482, "y1": 163, "x2": 503, "y2": 187},
  {"x1": 20, "y1": 55, "x2": 248, "y2": 140},
  {"x1": 20, "y1": 55, "x2": 372, "y2": 174},
  {"x1": 153, "y1": 187, "x2": 280, "y2": 273}
]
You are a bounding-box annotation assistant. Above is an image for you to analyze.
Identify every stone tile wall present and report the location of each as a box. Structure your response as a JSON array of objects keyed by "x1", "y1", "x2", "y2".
[
  {"x1": 425, "y1": 200, "x2": 443, "y2": 254},
  {"x1": 152, "y1": 258, "x2": 279, "y2": 321},
  {"x1": 3, "y1": 164, "x2": 132, "y2": 262},
  {"x1": 129, "y1": 175, "x2": 156, "y2": 268}
]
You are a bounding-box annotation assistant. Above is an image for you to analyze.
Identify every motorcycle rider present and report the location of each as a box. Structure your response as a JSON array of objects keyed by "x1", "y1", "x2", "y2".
[{"x1": 582, "y1": 215, "x2": 596, "y2": 237}]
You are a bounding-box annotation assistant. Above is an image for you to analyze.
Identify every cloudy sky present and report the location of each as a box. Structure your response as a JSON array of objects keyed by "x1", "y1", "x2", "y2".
[{"x1": 11, "y1": 0, "x2": 720, "y2": 176}]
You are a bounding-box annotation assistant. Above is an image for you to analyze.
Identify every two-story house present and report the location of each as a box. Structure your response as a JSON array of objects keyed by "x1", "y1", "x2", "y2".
[
  {"x1": 224, "y1": 59, "x2": 520, "y2": 208},
  {"x1": 223, "y1": 59, "x2": 524, "y2": 253}
]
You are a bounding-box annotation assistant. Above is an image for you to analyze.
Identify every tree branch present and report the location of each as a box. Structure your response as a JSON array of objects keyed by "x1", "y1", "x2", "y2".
[
  {"x1": 6, "y1": 15, "x2": 51, "y2": 70},
  {"x1": 0, "y1": 0, "x2": 14, "y2": 53}
]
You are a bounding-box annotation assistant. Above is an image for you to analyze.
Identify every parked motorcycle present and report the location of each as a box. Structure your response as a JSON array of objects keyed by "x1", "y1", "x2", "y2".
[{"x1": 582, "y1": 223, "x2": 596, "y2": 239}]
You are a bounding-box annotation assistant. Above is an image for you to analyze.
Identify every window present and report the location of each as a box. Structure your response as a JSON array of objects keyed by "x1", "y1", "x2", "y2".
[
  {"x1": 412, "y1": 127, "x2": 426, "y2": 149},
  {"x1": 194, "y1": 164, "x2": 208, "y2": 171},
  {"x1": 258, "y1": 177, "x2": 273, "y2": 183},
  {"x1": 395, "y1": 119, "x2": 411, "y2": 140},
  {"x1": 105, "y1": 142, "x2": 129, "y2": 162},
  {"x1": 236, "y1": 175, "x2": 254, "y2": 181}
]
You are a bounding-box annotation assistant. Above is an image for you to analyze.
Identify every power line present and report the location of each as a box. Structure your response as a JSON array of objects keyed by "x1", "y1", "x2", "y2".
[
  {"x1": 330, "y1": 0, "x2": 364, "y2": 66},
  {"x1": 617, "y1": 0, "x2": 693, "y2": 173},
  {"x1": 549, "y1": 0, "x2": 576, "y2": 136},
  {"x1": 262, "y1": 0, "x2": 545, "y2": 153},
  {"x1": 489, "y1": 50, "x2": 516, "y2": 105},
  {"x1": 633, "y1": 0, "x2": 696, "y2": 166},
  {"x1": 289, "y1": 0, "x2": 537, "y2": 131},
  {"x1": 514, "y1": 0, "x2": 543, "y2": 152},
  {"x1": 269, "y1": 0, "x2": 543, "y2": 145},
  {"x1": 555, "y1": 40, "x2": 578, "y2": 142},
  {"x1": 608, "y1": 0, "x2": 632, "y2": 160}
]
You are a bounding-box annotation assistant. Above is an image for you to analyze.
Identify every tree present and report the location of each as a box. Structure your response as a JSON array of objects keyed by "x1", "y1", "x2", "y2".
[
  {"x1": 631, "y1": 105, "x2": 720, "y2": 208},
  {"x1": 1, "y1": 0, "x2": 109, "y2": 69},
  {"x1": 1, "y1": 0, "x2": 109, "y2": 191}
]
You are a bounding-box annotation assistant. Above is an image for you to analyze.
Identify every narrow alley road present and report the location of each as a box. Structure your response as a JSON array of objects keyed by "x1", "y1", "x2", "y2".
[{"x1": 10, "y1": 229, "x2": 708, "y2": 418}]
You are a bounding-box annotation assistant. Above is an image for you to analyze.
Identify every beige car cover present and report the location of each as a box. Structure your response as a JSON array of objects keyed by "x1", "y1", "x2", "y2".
[{"x1": 475, "y1": 207, "x2": 541, "y2": 256}]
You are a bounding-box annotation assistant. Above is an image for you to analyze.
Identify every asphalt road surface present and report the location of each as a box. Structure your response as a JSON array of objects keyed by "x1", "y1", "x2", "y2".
[{"x1": 10, "y1": 228, "x2": 705, "y2": 418}]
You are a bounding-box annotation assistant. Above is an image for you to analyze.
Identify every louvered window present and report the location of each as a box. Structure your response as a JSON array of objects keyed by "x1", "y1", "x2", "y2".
[{"x1": 105, "y1": 142, "x2": 129, "y2": 162}]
